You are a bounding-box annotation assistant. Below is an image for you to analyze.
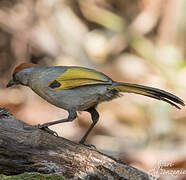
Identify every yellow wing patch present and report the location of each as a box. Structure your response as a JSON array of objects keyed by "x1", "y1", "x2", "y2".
[{"x1": 49, "y1": 67, "x2": 111, "y2": 90}]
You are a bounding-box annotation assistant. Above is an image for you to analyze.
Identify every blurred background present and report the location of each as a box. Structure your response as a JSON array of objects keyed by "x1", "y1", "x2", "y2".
[{"x1": 0, "y1": 0, "x2": 186, "y2": 179}]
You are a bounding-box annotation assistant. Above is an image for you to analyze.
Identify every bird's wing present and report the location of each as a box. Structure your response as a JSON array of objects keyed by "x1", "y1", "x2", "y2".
[{"x1": 48, "y1": 67, "x2": 112, "y2": 90}]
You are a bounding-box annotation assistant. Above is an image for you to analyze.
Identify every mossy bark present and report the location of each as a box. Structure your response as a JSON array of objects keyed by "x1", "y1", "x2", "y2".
[{"x1": 0, "y1": 173, "x2": 66, "y2": 180}]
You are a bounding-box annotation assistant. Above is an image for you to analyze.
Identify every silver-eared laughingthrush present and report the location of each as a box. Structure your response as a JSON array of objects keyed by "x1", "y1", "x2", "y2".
[{"x1": 7, "y1": 63, "x2": 185, "y2": 144}]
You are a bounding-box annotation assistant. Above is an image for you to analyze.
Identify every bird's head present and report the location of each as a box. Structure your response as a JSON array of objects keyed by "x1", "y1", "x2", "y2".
[{"x1": 7, "y1": 62, "x2": 37, "y2": 88}]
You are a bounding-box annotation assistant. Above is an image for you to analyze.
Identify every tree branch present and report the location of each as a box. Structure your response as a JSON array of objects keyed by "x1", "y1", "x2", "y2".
[{"x1": 0, "y1": 107, "x2": 155, "y2": 180}]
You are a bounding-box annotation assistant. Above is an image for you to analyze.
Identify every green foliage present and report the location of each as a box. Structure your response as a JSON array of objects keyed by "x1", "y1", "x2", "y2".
[{"x1": 0, "y1": 173, "x2": 67, "y2": 180}]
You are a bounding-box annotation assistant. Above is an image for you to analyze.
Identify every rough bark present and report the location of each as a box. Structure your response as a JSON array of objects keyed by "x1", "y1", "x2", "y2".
[{"x1": 0, "y1": 107, "x2": 155, "y2": 180}]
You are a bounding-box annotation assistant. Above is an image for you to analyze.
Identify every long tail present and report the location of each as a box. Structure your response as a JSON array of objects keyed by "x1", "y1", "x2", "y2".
[{"x1": 110, "y1": 82, "x2": 185, "y2": 109}]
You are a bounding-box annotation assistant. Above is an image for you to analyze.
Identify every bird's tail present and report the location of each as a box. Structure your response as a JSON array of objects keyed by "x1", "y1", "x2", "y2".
[{"x1": 110, "y1": 82, "x2": 185, "y2": 109}]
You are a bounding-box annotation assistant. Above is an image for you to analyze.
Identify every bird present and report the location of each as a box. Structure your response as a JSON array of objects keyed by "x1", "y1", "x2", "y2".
[{"x1": 7, "y1": 63, "x2": 185, "y2": 144}]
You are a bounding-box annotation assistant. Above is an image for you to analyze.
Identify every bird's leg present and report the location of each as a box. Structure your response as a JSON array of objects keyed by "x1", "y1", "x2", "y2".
[
  {"x1": 79, "y1": 107, "x2": 99, "y2": 144},
  {"x1": 36, "y1": 110, "x2": 77, "y2": 136}
]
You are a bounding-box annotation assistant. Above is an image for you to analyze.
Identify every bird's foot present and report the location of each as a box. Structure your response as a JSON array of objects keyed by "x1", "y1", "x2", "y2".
[
  {"x1": 84, "y1": 144, "x2": 97, "y2": 149},
  {"x1": 37, "y1": 125, "x2": 59, "y2": 137},
  {"x1": 24, "y1": 124, "x2": 58, "y2": 136},
  {"x1": 79, "y1": 141, "x2": 97, "y2": 149}
]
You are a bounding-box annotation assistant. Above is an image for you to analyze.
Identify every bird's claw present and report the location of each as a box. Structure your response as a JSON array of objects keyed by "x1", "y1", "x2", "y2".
[
  {"x1": 86, "y1": 144, "x2": 97, "y2": 149},
  {"x1": 79, "y1": 141, "x2": 97, "y2": 149},
  {"x1": 37, "y1": 124, "x2": 58, "y2": 137}
]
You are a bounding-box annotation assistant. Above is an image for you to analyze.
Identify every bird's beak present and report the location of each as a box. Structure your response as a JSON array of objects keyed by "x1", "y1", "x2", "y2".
[{"x1": 6, "y1": 79, "x2": 15, "y2": 88}]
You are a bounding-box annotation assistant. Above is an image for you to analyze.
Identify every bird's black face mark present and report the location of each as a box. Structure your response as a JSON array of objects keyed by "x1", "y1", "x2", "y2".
[
  {"x1": 49, "y1": 80, "x2": 61, "y2": 89},
  {"x1": 6, "y1": 74, "x2": 19, "y2": 88},
  {"x1": 13, "y1": 74, "x2": 17, "y2": 82}
]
